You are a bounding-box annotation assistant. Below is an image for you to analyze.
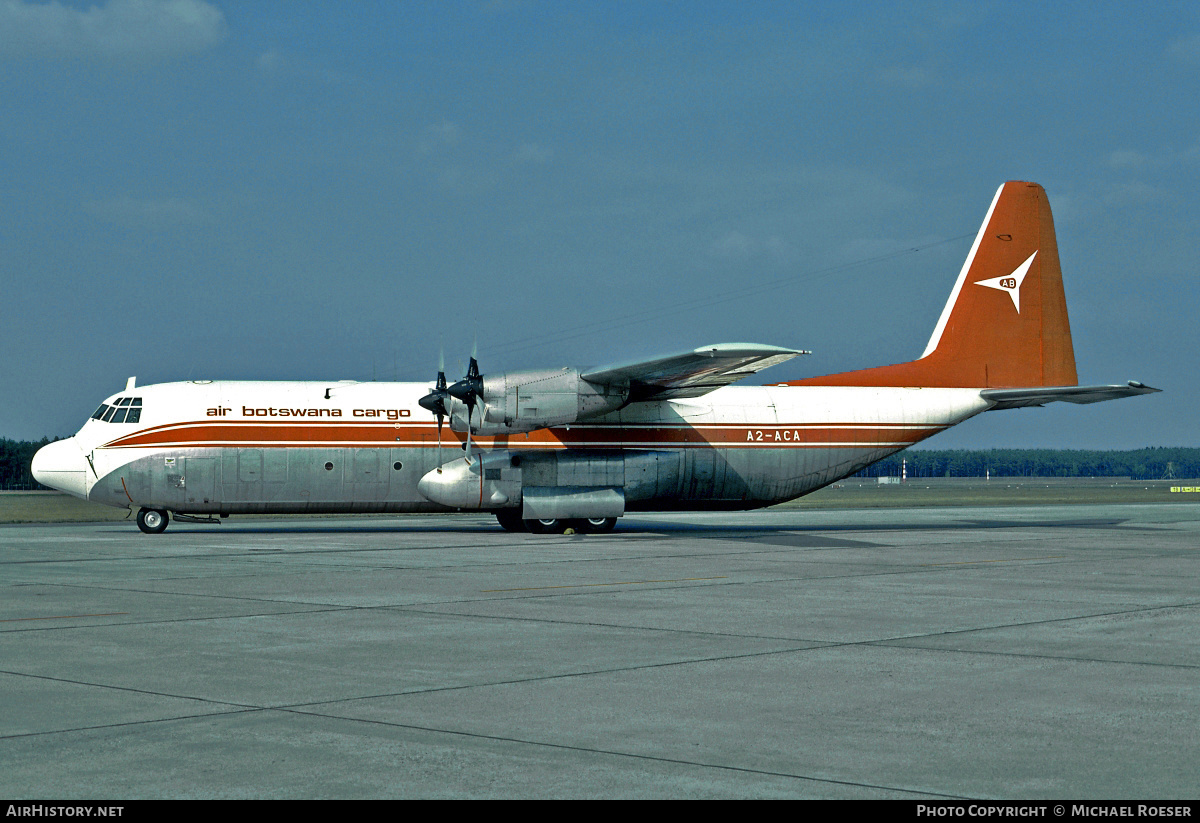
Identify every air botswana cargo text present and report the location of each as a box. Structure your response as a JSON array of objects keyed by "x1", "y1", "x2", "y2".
[{"x1": 203, "y1": 406, "x2": 413, "y2": 420}]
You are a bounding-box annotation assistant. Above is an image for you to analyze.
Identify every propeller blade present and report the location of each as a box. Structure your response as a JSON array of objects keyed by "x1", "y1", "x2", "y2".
[
  {"x1": 427, "y1": 348, "x2": 485, "y2": 464},
  {"x1": 420, "y1": 347, "x2": 453, "y2": 472},
  {"x1": 419, "y1": 349, "x2": 452, "y2": 418}
]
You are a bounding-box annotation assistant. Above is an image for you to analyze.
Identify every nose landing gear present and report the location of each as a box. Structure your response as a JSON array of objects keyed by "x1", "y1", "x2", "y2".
[{"x1": 136, "y1": 507, "x2": 169, "y2": 534}]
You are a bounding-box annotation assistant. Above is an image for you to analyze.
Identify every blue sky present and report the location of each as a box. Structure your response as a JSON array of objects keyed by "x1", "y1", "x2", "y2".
[{"x1": 1, "y1": 0, "x2": 1196, "y2": 449}]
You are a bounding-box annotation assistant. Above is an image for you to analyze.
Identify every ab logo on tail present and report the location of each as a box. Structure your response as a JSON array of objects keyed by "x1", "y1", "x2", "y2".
[{"x1": 975, "y1": 251, "x2": 1037, "y2": 313}]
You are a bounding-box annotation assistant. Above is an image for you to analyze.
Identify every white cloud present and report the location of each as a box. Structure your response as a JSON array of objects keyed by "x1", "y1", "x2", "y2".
[
  {"x1": 1106, "y1": 150, "x2": 1149, "y2": 169},
  {"x1": 1166, "y1": 33, "x2": 1200, "y2": 66},
  {"x1": 877, "y1": 65, "x2": 934, "y2": 89},
  {"x1": 83, "y1": 195, "x2": 208, "y2": 227},
  {"x1": 1103, "y1": 146, "x2": 1200, "y2": 172},
  {"x1": 0, "y1": 0, "x2": 226, "y2": 59},
  {"x1": 1101, "y1": 181, "x2": 1163, "y2": 208},
  {"x1": 709, "y1": 230, "x2": 792, "y2": 263},
  {"x1": 417, "y1": 121, "x2": 463, "y2": 155},
  {"x1": 514, "y1": 142, "x2": 553, "y2": 164},
  {"x1": 256, "y1": 49, "x2": 283, "y2": 73},
  {"x1": 253, "y1": 47, "x2": 350, "y2": 86}
]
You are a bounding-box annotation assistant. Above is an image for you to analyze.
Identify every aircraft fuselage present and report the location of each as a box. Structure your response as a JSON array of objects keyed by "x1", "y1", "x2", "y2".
[{"x1": 40, "y1": 380, "x2": 988, "y2": 516}]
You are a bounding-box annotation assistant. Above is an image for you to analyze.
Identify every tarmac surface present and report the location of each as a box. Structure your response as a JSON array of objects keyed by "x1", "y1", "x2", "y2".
[{"x1": 2, "y1": 504, "x2": 1198, "y2": 799}]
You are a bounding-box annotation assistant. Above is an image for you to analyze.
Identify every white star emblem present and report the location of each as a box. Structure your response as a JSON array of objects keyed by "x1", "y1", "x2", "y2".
[{"x1": 976, "y1": 251, "x2": 1037, "y2": 313}]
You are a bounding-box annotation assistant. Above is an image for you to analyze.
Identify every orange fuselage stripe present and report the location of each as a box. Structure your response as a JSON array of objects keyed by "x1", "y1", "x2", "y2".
[{"x1": 101, "y1": 421, "x2": 947, "y2": 450}]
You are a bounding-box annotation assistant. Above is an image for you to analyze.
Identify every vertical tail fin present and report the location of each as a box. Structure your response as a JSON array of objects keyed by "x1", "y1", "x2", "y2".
[{"x1": 788, "y1": 181, "x2": 1078, "y2": 389}]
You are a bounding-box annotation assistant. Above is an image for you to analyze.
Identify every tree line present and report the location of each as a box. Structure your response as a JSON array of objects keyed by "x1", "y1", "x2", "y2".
[
  {"x1": 856, "y1": 447, "x2": 1200, "y2": 480},
  {"x1": 1, "y1": 438, "x2": 57, "y2": 490}
]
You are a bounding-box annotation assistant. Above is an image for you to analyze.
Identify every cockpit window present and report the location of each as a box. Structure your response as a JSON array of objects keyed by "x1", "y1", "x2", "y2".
[{"x1": 94, "y1": 397, "x2": 143, "y2": 424}]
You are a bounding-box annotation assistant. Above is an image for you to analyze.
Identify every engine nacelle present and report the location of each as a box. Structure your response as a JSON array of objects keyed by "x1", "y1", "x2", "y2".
[
  {"x1": 416, "y1": 451, "x2": 522, "y2": 510},
  {"x1": 415, "y1": 449, "x2": 631, "y2": 518},
  {"x1": 448, "y1": 367, "x2": 628, "y2": 435}
]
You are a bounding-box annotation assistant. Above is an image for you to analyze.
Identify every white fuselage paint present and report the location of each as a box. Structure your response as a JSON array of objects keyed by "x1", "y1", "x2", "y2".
[{"x1": 35, "y1": 380, "x2": 991, "y2": 514}]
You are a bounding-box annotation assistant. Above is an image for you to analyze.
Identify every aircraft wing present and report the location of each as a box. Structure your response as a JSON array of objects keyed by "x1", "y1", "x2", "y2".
[
  {"x1": 583, "y1": 343, "x2": 807, "y2": 401},
  {"x1": 981, "y1": 382, "x2": 1161, "y2": 410}
]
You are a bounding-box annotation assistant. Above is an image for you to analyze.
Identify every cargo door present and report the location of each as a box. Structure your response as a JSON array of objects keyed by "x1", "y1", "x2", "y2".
[
  {"x1": 348, "y1": 448, "x2": 387, "y2": 502},
  {"x1": 183, "y1": 458, "x2": 217, "y2": 509}
]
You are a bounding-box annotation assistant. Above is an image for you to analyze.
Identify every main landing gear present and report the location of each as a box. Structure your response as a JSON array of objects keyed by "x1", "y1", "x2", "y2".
[
  {"x1": 494, "y1": 512, "x2": 618, "y2": 534},
  {"x1": 136, "y1": 507, "x2": 169, "y2": 534}
]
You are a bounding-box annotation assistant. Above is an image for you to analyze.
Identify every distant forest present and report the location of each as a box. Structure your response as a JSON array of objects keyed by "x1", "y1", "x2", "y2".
[
  {"x1": 2, "y1": 438, "x2": 57, "y2": 489},
  {"x1": 2, "y1": 439, "x2": 1198, "y2": 490},
  {"x1": 856, "y1": 447, "x2": 1200, "y2": 480}
]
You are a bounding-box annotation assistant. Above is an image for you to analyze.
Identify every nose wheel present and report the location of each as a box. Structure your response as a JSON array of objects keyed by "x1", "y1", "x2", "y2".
[{"x1": 136, "y1": 507, "x2": 169, "y2": 534}]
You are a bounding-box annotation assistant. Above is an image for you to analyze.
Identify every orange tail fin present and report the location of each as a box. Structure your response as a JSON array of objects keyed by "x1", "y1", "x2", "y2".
[{"x1": 788, "y1": 181, "x2": 1078, "y2": 389}]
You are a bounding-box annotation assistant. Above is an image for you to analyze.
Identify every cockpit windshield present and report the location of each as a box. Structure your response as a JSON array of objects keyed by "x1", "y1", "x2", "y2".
[{"x1": 91, "y1": 397, "x2": 143, "y2": 424}]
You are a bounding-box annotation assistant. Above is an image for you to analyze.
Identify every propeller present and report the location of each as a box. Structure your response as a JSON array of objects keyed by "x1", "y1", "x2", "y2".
[
  {"x1": 418, "y1": 351, "x2": 450, "y2": 428},
  {"x1": 418, "y1": 350, "x2": 450, "y2": 469},
  {"x1": 447, "y1": 356, "x2": 483, "y2": 420},
  {"x1": 446, "y1": 353, "x2": 484, "y2": 462},
  {"x1": 420, "y1": 346, "x2": 485, "y2": 463}
]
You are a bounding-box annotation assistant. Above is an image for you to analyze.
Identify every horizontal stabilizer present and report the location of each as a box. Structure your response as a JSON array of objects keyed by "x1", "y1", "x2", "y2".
[
  {"x1": 583, "y1": 343, "x2": 807, "y2": 401},
  {"x1": 981, "y1": 382, "x2": 1161, "y2": 410}
]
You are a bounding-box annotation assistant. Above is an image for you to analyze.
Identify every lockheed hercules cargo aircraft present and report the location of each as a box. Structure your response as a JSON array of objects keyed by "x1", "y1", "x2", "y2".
[{"x1": 32, "y1": 182, "x2": 1158, "y2": 533}]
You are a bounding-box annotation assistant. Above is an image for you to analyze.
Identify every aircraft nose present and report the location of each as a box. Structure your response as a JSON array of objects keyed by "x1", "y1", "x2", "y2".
[{"x1": 31, "y1": 438, "x2": 89, "y2": 500}]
